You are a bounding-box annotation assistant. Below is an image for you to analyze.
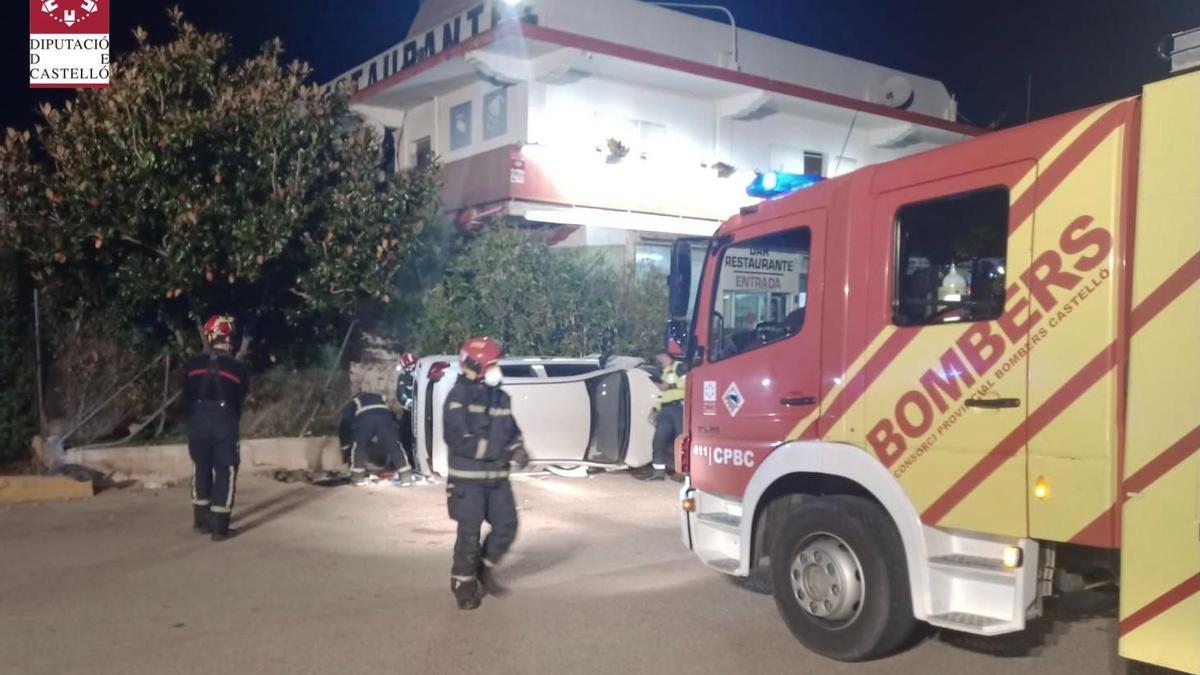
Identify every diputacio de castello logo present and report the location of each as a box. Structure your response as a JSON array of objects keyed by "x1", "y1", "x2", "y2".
[{"x1": 29, "y1": 0, "x2": 111, "y2": 88}]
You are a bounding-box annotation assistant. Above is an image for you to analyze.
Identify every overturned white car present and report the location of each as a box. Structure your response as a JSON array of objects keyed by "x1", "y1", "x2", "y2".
[{"x1": 410, "y1": 355, "x2": 659, "y2": 477}]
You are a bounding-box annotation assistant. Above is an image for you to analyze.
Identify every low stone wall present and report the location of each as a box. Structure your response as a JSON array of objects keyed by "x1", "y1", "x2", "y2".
[{"x1": 65, "y1": 436, "x2": 344, "y2": 484}]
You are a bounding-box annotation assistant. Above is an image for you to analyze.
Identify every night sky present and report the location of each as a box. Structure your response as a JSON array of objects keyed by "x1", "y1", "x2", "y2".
[{"x1": 3, "y1": 0, "x2": 1200, "y2": 131}]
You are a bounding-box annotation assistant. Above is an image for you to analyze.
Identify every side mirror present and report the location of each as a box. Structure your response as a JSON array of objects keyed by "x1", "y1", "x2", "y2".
[
  {"x1": 665, "y1": 319, "x2": 688, "y2": 357},
  {"x1": 668, "y1": 239, "x2": 694, "y2": 318}
]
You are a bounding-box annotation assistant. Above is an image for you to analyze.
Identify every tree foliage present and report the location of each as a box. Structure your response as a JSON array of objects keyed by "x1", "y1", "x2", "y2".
[
  {"x1": 0, "y1": 253, "x2": 35, "y2": 463},
  {"x1": 0, "y1": 10, "x2": 440, "y2": 362},
  {"x1": 417, "y1": 226, "x2": 667, "y2": 360}
]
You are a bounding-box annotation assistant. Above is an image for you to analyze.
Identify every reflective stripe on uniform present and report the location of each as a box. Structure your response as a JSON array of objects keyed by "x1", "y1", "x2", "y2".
[
  {"x1": 211, "y1": 505, "x2": 232, "y2": 514},
  {"x1": 447, "y1": 467, "x2": 510, "y2": 480},
  {"x1": 491, "y1": 408, "x2": 511, "y2": 416},
  {"x1": 448, "y1": 402, "x2": 463, "y2": 410},
  {"x1": 468, "y1": 404, "x2": 487, "y2": 413},
  {"x1": 192, "y1": 499, "x2": 210, "y2": 506},
  {"x1": 451, "y1": 574, "x2": 476, "y2": 582},
  {"x1": 475, "y1": 439, "x2": 489, "y2": 459},
  {"x1": 355, "y1": 404, "x2": 390, "y2": 415}
]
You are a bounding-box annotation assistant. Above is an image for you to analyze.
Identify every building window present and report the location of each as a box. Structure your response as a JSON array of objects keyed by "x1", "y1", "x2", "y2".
[
  {"x1": 414, "y1": 136, "x2": 433, "y2": 169},
  {"x1": 635, "y1": 242, "x2": 671, "y2": 277},
  {"x1": 449, "y1": 101, "x2": 472, "y2": 151},
  {"x1": 708, "y1": 228, "x2": 811, "y2": 362},
  {"x1": 483, "y1": 88, "x2": 508, "y2": 140},
  {"x1": 381, "y1": 127, "x2": 398, "y2": 176},
  {"x1": 893, "y1": 186, "x2": 1009, "y2": 326},
  {"x1": 803, "y1": 151, "x2": 825, "y2": 176}
]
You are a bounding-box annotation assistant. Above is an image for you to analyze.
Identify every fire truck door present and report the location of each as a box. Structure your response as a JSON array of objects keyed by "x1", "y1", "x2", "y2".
[{"x1": 686, "y1": 209, "x2": 826, "y2": 498}]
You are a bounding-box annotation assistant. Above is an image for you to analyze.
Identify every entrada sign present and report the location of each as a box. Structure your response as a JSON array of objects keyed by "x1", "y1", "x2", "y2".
[{"x1": 333, "y1": 1, "x2": 494, "y2": 92}]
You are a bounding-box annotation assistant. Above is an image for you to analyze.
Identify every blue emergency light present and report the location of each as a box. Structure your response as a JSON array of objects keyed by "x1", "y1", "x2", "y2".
[{"x1": 746, "y1": 171, "x2": 823, "y2": 199}]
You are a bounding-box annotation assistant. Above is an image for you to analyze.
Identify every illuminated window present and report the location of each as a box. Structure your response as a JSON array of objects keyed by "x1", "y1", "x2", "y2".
[{"x1": 893, "y1": 187, "x2": 1009, "y2": 326}]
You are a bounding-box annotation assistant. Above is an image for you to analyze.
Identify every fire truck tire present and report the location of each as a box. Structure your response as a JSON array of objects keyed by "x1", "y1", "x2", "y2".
[{"x1": 769, "y1": 495, "x2": 915, "y2": 662}]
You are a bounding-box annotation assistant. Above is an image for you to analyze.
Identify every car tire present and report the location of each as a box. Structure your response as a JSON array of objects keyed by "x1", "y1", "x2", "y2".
[
  {"x1": 770, "y1": 495, "x2": 916, "y2": 662},
  {"x1": 546, "y1": 464, "x2": 589, "y2": 478}
]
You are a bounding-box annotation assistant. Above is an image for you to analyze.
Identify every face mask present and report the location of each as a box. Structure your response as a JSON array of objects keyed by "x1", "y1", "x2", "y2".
[{"x1": 483, "y1": 366, "x2": 502, "y2": 387}]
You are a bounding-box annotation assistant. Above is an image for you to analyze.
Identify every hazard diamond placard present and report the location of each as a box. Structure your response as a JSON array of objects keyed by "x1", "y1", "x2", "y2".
[{"x1": 29, "y1": 0, "x2": 110, "y2": 89}]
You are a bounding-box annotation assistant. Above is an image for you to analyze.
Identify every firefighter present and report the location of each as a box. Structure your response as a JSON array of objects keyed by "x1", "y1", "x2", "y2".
[
  {"x1": 443, "y1": 337, "x2": 529, "y2": 610},
  {"x1": 339, "y1": 390, "x2": 413, "y2": 487},
  {"x1": 395, "y1": 352, "x2": 421, "y2": 475},
  {"x1": 183, "y1": 315, "x2": 251, "y2": 542},
  {"x1": 638, "y1": 352, "x2": 687, "y2": 482}
]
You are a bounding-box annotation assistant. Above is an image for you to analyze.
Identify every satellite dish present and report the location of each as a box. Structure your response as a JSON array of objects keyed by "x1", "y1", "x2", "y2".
[{"x1": 881, "y1": 76, "x2": 915, "y2": 110}]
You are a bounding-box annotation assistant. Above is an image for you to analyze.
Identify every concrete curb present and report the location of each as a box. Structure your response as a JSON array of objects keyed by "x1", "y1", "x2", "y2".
[{"x1": 65, "y1": 437, "x2": 344, "y2": 484}]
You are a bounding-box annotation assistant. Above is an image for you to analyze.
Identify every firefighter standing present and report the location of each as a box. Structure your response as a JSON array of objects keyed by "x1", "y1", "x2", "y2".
[
  {"x1": 638, "y1": 352, "x2": 686, "y2": 482},
  {"x1": 339, "y1": 391, "x2": 413, "y2": 487},
  {"x1": 184, "y1": 315, "x2": 251, "y2": 541},
  {"x1": 395, "y1": 352, "x2": 420, "y2": 475},
  {"x1": 443, "y1": 337, "x2": 528, "y2": 610}
]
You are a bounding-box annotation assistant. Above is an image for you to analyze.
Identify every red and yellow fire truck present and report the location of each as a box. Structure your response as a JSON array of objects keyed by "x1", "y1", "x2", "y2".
[{"x1": 669, "y1": 57, "x2": 1199, "y2": 671}]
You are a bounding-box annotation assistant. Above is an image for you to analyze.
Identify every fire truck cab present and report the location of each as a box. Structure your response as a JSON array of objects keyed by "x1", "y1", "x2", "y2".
[{"x1": 670, "y1": 63, "x2": 1200, "y2": 669}]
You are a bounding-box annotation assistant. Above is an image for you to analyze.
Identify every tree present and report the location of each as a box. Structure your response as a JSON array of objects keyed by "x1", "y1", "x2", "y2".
[
  {"x1": 417, "y1": 226, "x2": 667, "y2": 360},
  {"x1": 0, "y1": 10, "x2": 440, "y2": 363},
  {"x1": 0, "y1": 252, "x2": 35, "y2": 464}
]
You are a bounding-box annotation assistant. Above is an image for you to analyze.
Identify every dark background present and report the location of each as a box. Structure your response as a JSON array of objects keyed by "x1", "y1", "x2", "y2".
[{"x1": 3, "y1": 1, "x2": 1200, "y2": 130}]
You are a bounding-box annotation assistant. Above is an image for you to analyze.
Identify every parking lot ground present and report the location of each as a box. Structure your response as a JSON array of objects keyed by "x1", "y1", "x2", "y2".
[{"x1": 0, "y1": 472, "x2": 1126, "y2": 674}]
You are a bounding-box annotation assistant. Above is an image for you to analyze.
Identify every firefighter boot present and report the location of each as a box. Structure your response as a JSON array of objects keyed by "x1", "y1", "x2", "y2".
[
  {"x1": 210, "y1": 512, "x2": 236, "y2": 542},
  {"x1": 193, "y1": 505, "x2": 212, "y2": 534},
  {"x1": 452, "y1": 578, "x2": 482, "y2": 610},
  {"x1": 478, "y1": 560, "x2": 509, "y2": 597}
]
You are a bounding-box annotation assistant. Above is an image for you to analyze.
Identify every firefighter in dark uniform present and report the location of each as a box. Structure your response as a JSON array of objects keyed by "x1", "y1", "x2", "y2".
[
  {"x1": 183, "y1": 315, "x2": 250, "y2": 542},
  {"x1": 395, "y1": 352, "x2": 420, "y2": 474},
  {"x1": 443, "y1": 337, "x2": 529, "y2": 610},
  {"x1": 339, "y1": 391, "x2": 413, "y2": 487}
]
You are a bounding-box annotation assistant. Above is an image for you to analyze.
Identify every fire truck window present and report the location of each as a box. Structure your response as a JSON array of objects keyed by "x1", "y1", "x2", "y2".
[
  {"x1": 893, "y1": 186, "x2": 1008, "y2": 327},
  {"x1": 708, "y1": 228, "x2": 811, "y2": 362}
]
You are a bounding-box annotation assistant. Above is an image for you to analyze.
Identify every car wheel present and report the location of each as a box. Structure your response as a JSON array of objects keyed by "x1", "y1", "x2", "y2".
[
  {"x1": 546, "y1": 464, "x2": 589, "y2": 478},
  {"x1": 770, "y1": 495, "x2": 915, "y2": 662}
]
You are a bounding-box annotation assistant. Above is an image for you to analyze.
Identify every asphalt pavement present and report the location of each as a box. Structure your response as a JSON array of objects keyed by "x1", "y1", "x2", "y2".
[{"x1": 0, "y1": 471, "x2": 1126, "y2": 674}]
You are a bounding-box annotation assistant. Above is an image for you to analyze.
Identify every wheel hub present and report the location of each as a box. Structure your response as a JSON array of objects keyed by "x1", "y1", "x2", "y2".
[{"x1": 789, "y1": 533, "x2": 865, "y2": 623}]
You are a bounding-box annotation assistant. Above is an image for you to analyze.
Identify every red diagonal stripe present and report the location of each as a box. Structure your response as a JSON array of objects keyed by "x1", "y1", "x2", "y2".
[
  {"x1": 1070, "y1": 424, "x2": 1200, "y2": 544},
  {"x1": 1008, "y1": 103, "x2": 1130, "y2": 234},
  {"x1": 218, "y1": 371, "x2": 242, "y2": 385},
  {"x1": 1119, "y1": 572, "x2": 1200, "y2": 637},
  {"x1": 923, "y1": 344, "x2": 1116, "y2": 524},
  {"x1": 1125, "y1": 425, "x2": 1200, "y2": 494},
  {"x1": 187, "y1": 369, "x2": 208, "y2": 378},
  {"x1": 811, "y1": 328, "x2": 920, "y2": 438},
  {"x1": 1131, "y1": 250, "x2": 1200, "y2": 333}
]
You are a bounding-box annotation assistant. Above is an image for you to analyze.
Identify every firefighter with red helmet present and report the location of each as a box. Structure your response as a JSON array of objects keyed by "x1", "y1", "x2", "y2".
[
  {"x1": 183, "y1": 315, "x2": 251, "y2": 541},
  {"x1": 443, "y1": 337, "x2": 529, "y2": 609}
]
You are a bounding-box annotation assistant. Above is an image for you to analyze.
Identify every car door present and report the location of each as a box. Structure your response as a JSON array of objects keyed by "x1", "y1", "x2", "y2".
[{"x1": 686, "y1": 210, "x2": 826, "y2": 497}]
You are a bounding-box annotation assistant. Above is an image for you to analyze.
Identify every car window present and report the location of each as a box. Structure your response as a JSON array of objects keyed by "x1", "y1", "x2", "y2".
[
  {"x1": 543, "y1": 363, "x2": 600, "y2": 378},
  {"x1": 500, "y1": 365, "x2": 537, "y2": 378}
]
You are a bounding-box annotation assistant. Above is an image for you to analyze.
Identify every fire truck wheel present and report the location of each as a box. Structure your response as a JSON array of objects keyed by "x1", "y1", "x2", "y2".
[{"x1": 770, "y1": 495, "x2": 915, "y2": 662}]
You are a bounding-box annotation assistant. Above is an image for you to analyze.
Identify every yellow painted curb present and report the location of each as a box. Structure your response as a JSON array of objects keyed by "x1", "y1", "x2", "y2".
[{"x1": 0, "y1": 476, "x2": 94, "y2": 504}]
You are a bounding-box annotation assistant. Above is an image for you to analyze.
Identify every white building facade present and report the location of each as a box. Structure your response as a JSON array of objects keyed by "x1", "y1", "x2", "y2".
[{"x1": 332, "y1": 0, "x2": 981, "y2": 271}]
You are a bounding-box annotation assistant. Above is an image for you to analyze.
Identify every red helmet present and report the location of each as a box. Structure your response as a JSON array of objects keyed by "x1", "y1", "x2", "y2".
[
  {"x1": 203, "y1": 314, "x2": 235, "y2": 345},
  {"x1": 458, "y1": 337, "x2": 503, "y2": 377},
  {"x1": 399, "y1": 352, "x2": 418, "y2": 371}
]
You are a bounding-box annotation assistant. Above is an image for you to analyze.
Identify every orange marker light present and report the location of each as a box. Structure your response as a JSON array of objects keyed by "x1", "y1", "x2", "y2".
[
  {"x1": 681, "y1": 497, "x2": 696, "y2": 513},
  {"x1": 1034, "y1": 476, "x2": 1050, "y2": 500}
]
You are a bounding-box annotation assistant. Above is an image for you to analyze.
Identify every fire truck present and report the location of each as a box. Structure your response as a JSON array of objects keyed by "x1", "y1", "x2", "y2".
[{"x1": 669, "y1": 38, "x2": 1200, "y2": 671}]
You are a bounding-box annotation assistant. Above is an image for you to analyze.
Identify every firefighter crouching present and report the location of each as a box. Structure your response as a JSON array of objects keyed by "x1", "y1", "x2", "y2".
[
  {"x1": 443, "y1": 337, "x2": 529, "y2": 610},
  {"x1": 339, "y1": 390, "x2": 413, "y2": 487},
  {"x1": 184, "y1": 315, "x2": 250, "y2": 542}
]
